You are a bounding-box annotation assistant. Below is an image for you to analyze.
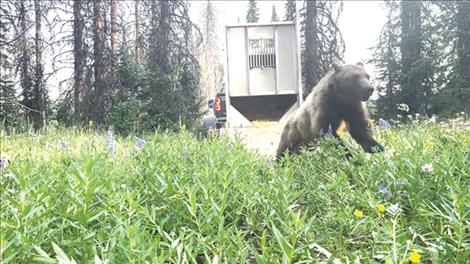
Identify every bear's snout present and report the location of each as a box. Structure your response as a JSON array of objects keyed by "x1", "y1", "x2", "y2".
[{"x1": 361, "y1": 87, "x2": 374, "y2": 101}]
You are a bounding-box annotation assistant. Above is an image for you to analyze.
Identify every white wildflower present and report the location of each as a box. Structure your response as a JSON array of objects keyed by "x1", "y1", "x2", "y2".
[
  {"x1": 386, "y1": 203, "x2": 401, "y2": 215},
  {"x1": 421, "y1": 163, "x2": 433, "y2": 173}
]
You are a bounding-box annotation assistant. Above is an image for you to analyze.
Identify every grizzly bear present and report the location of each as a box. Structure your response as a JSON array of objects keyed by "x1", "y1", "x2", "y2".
[{"x1": 276, "y1": 62, "x2": 384, "y2": 160}]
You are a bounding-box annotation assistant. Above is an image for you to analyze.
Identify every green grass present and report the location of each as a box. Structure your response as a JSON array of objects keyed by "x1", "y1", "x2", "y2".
[{"x1": 1, "y1": 120, "x2": 469, "y2": 263}]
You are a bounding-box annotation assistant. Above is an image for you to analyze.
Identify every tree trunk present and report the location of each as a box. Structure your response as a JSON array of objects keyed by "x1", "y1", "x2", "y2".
[
  {"x1": 400, "y1": 1, "x2": 422, "y2": 113},
  {"x1": 73, "y1": 0, "x2": 85, "y2": 123},
  {"x1": 150, "y1": 0, "x2": 170, "y2": 73},
  {"x1": 456, "y1": 1, "x2": 470, "y2": 112},
  {"x1": 135, "y1": 0, "x2": 141, "y2": 65},
  {"x1": 34, "y1": 0, "x2": 45, "y2": 128},
  {"x1": 93, "y1": 0, "x2": 106, "y2": 124},
  {"x1": 111, "y1": 0, "x2": 117, "y2": 56},
  {"x1": 19, "y1": 1, "x2": 34, "y2": 122},
  {"x1": 303, "y1": 0, "x2": 319, "y2": 96},
  {"x1": 456, "y1": 2, "x2": 470, "y2": 85}
]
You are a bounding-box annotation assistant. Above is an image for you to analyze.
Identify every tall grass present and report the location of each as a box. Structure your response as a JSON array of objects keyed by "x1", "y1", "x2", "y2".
[{"x1": 1, "y1": 119, "x2": 469, "y2": 263}]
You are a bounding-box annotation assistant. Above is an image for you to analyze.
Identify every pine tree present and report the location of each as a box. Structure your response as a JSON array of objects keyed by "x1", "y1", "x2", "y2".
[
  {"x1": 18, "y1": 1, "x2": 35, "y2": 124},
  {"x1": 246, "y1": 0, "x2": 259, "y2": 23},
  {"x1": 399, "y1": 1, "x2": 423, "y2": 114},
  {"x1": 271, "y1": 5, "x2": 279, "y2": 22},
  {"x1": 285, "y1": 0, "x2": 295, "y2": 21},
  {"x1": 301, "y1": 0, "x2": 345, "y2": 96},
  {"x1": 370, "y1": 1, "x2": 401, "y2": 118},
  {"x1": 199, "y1": 0, "x2": 223, "y2": 105},
  {"x1": 455, "y1": 1, "x2": 470, "y2": 112}
]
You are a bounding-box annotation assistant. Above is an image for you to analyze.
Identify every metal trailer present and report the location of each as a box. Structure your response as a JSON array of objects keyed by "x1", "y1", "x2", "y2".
[{"x1": 224, "y1": 21, "x2": 303, "y2": 127}]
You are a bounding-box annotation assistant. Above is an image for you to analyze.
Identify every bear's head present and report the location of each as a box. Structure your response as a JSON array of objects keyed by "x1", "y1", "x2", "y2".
[{"x1": 330, "y1": 62, "x2": 374, "y2": 103}]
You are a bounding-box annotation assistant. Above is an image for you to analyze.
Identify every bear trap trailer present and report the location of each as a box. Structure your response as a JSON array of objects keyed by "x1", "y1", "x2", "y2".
[{"x1": 222, "y1": 21, "x2": 303, "y2": 127}]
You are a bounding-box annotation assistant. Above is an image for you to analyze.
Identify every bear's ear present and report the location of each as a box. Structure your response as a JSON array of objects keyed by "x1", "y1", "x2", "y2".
[
  {"x1": 332, "y1": 63, "x2": 342, "y2": 72},
  {"x1": 356, "y1": 62, "x2": 364, "y2": 68}
]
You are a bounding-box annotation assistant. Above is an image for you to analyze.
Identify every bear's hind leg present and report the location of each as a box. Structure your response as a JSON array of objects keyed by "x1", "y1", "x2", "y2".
[{"x1": 276, "y1": 127, "x2": 303, "y2": 161}]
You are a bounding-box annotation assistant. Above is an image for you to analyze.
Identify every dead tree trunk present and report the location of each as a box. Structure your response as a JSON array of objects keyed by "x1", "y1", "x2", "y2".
[
  {"x1": 93, "y1": 0, "x2": 106, "y2": 124},
  {"x1": 111, "y1": 0, "x2": 117, "y2": 56},
  {"x1": 135, "y1": 0, "x2": 141, "y2": 65},
  {"x1": 19, "y1": 1, "x2": 34, "y2": 123},
  {"x1": 34, "y1": 0, "x2": 46, "y2": 127},
  {"x1": 73, "y1": 0, "x2": 85, "y2": 123}
]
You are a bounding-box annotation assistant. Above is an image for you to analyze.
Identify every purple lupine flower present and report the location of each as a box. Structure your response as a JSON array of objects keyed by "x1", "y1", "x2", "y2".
[
  {"x1": 319, "y1": 128, "x2": 324, "y2": 137},
  {"x1": 134, "y1": 137, "x2": 146, "y2": 154},
  {"x1": 265, "y1": 158, "x2": 273, "y2": 167},
  {"x1": 59, "y1": 137, "x2": 67, "y2": 150},
  {"x1": 327, "y1": 123, "x2": 333, "y2": 135},
  {"x1": 378, "y1": 183, "x2": 392, "y2": 198},
  {"x1": 378, "y1": 118, "x2": 392, "y2": 129},
  {"x1": 107, "y1": 128, "x2": 116, "y2": 154},
  {"x1": 183, "y1": 146, "x2": 189, "y2": 159}
]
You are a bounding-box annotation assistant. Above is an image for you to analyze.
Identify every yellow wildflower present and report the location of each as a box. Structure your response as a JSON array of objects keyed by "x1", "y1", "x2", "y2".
[
  {"x1": 377, "y1": 204, "x2": 385, "y2": 213},
  {"x1": 384, "y1": 257, "x2": 393, "y2": 264},
  {"x1": 88, "y1": 120, "x2": 93, "y2": 128},
  {"x1": 1, "y1": 152, "x2": 10, "y2": 161},
  {"x1": 354, "y1": 209, "x2": 364, "y2": 218},
  {"x1": 409, "y1": 251, "x2": 421, "y2": 263},
  {"x1": 0, "y1": 152, "x2": 10, "y2": 169}
]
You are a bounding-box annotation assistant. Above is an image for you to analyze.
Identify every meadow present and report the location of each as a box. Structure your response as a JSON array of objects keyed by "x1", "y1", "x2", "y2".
[{"x1": 1, "y1": 117, "x2": 469, "y2": 263}]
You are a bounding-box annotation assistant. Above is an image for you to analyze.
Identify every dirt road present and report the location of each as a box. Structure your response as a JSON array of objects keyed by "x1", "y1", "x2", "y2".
[{"x1": 227, "y1": 121, "x2": 284, "y2": 159}]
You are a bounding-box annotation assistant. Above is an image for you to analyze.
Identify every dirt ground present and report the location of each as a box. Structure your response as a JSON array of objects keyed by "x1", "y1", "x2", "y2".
[{"x1": 226, "y1": 121, "x2": 284, "y2": 159}]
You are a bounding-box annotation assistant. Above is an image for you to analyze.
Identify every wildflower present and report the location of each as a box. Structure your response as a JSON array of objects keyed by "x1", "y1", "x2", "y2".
[
  {"x1": 354, "y1": 209, "x2": 364, "y2": 218},
  {"x1": 59, "y1": 137, "x2": 67, "y2": 150},
  {"x1": 265, "y1": 159, "x2": 272, "y2": 167},
  {"x1": 120, "y1": 183, "x2": 127, "y2": 189},
  {"x1": 378, "y1": 118, "x2": 392, "y2": 129},
  {"x1": 409, "y1": 251, "x2": 421, "y2": 263},
  {"x1": 377, "y1": 203, "x2": 385, "y2": 213},
  {"x1": 378, "y1": 184, "x2": 392, "y2": 198},
  {"x1": 421, "y1": 163, "x2": 433, "y2": 173},
  {"x1": 386, "y1": 203, "x2": 400, "y2": 215},
  {"x1": 319, "y1": 128, "x2": 325, "y2": 137},
  {"x1": 384, "y1": 257, "x2": 394, "y2": 264},
  {"x1": 327, "y1": 123, "x2": 333, "y2": 135},
  {"x1": 134, "y1": 137, "x2": 146, "y2": 154},
  {"x1": 0, "y1": 152, "x2": 10, "y2": 169},
  {"x1": 88, "y1": 120, "x2": 93, "y2": 128},
  {"x1": 107, "y1": 128, "x2": 116, "y2": 154},
  {"x1": 183, "y1": 146, "x2": 189, "y2": 159}
]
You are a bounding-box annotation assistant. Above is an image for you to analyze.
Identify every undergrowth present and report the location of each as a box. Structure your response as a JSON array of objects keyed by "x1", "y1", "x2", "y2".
[{"x1": 1, "y1": 119, "x2": 469, "y2": 263}]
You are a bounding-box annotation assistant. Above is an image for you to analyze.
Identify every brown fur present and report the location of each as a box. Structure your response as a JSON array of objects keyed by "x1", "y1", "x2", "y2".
[{"x1": 276, "y1": 63, "x2": 384, "y2": 160}]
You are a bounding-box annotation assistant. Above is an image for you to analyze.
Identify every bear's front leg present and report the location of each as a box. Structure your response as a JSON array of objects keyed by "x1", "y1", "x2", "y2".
[{"x1": 345, "y1": 106, "x2": 384, "y2": 153}]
